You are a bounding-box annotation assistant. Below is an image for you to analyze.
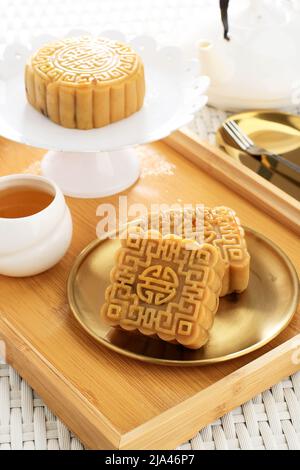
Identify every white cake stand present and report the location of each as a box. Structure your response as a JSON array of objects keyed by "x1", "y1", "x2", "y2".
[{"x1": 0, "y1": 31, "x2": 209, "y2": 198}]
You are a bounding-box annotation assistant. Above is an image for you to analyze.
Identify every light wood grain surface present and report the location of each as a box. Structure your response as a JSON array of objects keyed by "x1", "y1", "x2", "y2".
[{"x1": 0, "y1": 135, "x2": 299, "y2": 449}]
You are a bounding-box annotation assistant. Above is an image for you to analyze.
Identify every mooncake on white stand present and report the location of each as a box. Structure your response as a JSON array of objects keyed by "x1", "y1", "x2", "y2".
[{"x1": 0, "y1": 31, "x2": 209, "y2": 198}]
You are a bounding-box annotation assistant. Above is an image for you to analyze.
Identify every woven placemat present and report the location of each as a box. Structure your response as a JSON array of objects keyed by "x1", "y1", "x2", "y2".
[{"x1": 0, "y1": 0, "x2": 299, "y2": 451}]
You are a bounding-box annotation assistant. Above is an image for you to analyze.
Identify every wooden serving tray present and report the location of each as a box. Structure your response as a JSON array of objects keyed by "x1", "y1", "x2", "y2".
[{"x1": 0, "y1": 132, "x2": 299, "y2": 450}]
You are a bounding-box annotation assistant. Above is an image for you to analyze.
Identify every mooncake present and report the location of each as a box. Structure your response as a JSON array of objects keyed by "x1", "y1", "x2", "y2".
[
  {"x1": 25, "y1": 36, "x2": 145, "y2": 129},
  {"x1": 101, "y1": 227, "x2": 225, "y2": 349},
  {"x1": 140, "y1": 205, "x2": 250, "y2": 296},
  {"x1": 204, "y1": 206, "x2": 250, "y2": 296}
]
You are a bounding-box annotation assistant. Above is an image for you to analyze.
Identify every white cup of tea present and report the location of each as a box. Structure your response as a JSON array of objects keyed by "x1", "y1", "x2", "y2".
[{"x1": 0, "y1": 174, "x2": 73, "y2": 277}]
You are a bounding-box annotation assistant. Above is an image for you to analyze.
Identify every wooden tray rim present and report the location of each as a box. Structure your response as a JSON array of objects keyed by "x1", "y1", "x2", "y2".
[
  {"x1": 67, "y1": 226, "x2": 299, "y2": 366},
  {"x1": 2, "y1": 312, "x2": 300, "y2": 450},
  {"x1": 164, "y1": 129, "x2": 300, "y2": 236},
  {"x1": 1, "y1": 129, "x2": 300, "y2": 450}
]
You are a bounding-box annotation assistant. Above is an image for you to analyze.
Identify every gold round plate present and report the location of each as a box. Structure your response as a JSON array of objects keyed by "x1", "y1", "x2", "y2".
[
  {"x1": 216, "y1": 110, "x2": 300, "y2": 200},
  {"x1": 68, "y1": 228, "x2": 299, "y2": 366}
]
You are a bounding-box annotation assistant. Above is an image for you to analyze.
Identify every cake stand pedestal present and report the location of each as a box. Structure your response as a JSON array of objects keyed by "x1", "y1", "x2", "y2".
[
  {"x1": 0, "y1": 31, "x2": 209, "y2": 198},
  {"x1": 41, "y1": 149, "x2": 140, "y2": 198}
]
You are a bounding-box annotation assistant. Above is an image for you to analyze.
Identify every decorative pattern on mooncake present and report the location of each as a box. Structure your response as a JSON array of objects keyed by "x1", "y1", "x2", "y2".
[
  {"x1": 204, "y1": 206, "x2": 250, "y2": 296},
  {"x1": 101, "y1": 227, "x2": 225, "y2": 349},
  {"x1": 25, "y1": 36, "x2": 145, "y2": 129},
  {"x1": 140, "y1": 205, "x2": 250, "y2": 296}
]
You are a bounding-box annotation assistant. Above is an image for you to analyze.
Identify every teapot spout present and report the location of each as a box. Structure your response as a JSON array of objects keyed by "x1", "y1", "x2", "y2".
[
  {"x1": 198, "y1": 40, "x2": 217, "y2": 80},
  {"x1": 198, "y1": 39, "x2": 233, "y2": 87}
]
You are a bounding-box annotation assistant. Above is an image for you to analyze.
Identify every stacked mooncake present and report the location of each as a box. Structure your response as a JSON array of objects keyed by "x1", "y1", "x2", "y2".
[
  {"x1": 140, "y1": 205, "x2": 250, "y2": 296},
  {"x1": 25, "y1": 36, "x2": 145, "y2": 129},
  {"x1": 101, "y1": 206, "x2": 250, "y2": 350},
  {"x1": 101, "y1": 227, "x2": 225, "y2": 349}
]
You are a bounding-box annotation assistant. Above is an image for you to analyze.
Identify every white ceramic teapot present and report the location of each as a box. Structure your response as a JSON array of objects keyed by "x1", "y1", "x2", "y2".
[{"x1": 198, "y1": 0, "x2": 300, "y2": 110}]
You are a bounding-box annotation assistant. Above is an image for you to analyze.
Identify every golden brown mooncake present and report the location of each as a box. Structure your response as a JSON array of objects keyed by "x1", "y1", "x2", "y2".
[
  {"x1": 204, "y1": 206, "x2": 250, "y2": 296},
  {"x1": 140, "y1": 205, "x2": 250, "y2": 297},
  {"x1": 25, "y1": 36, "x2": 145, "y2": 129},
  {"x1": 101, "y1": 227, "x2": 225, "y2": 349}
]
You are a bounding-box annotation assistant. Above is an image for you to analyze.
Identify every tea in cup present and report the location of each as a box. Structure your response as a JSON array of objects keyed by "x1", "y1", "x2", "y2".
[{"x1": 0, "y1": 174, "x2": 73, "y2": 276}]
